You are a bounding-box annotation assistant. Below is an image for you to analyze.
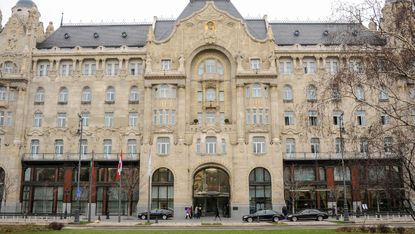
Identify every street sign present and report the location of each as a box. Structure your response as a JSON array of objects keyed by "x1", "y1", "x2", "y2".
[{"x1": 76, "y1": 187, "x2": 81, "y2": 198}]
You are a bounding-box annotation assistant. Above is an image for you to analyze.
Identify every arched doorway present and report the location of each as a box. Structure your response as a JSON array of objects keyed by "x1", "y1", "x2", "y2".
[
  {"x1": 0, "y1": 168, "x2": 4, "y2": 212},
  {"x1": 193, "y1": 167, "x2": 230, "y2": 217},
  {"x1": 151, "y1": 168, "x2": 174, "y2": 210},
  {"x1": 249, "y1": 167, "x2": 272, "y2": 214}
]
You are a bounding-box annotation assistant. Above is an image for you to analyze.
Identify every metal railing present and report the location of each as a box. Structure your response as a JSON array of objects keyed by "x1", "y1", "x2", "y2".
[
  {"x1": 22, "y1": 153, "x2": 139, "y2": 162},
  {"x1": 283, "y1": 152, "x2": 398, "y2": 161}
]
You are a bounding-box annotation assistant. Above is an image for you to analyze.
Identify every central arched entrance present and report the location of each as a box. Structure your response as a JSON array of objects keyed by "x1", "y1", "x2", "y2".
[{"x1": 193, "y1": 167, "x2": 230, "y2": 217}]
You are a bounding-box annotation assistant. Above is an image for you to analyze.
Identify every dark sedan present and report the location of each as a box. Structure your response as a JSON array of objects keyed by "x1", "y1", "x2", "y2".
[
  {"x1": 287, "y1": 209, "x2": 329, "y2": 221},
  {"x1": 242, "y1": 210, "x2": 285, "y2": 222},
  {"x1": 138, "y1": 209, "x2": 174, "y2": 220}
]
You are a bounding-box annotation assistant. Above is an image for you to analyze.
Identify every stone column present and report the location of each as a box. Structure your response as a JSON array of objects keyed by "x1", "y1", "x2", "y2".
[
  {"x1": 236, "y1": 84, "x2": 245, "y2": 142},
  {"x1": 177, "y1": 85, "x2": 186, "y2": 143},
  {"x1": 269, "y1": 84, "x2": 279, "y2": 143}
]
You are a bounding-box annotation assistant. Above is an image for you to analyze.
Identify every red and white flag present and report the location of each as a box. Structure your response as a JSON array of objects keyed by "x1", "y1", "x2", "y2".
[{"x1": 116, "y1": 150, "x2": 123, "y2": 181}]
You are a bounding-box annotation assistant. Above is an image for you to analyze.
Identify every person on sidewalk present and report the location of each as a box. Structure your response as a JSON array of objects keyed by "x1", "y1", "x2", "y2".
[
  {"x1": 197, "y1": 205, "x2": 202, "y2": 219},
  {"x1": 214, "y1": 206, "x2": 221, "y2": 221},
  {"x1": 194, "y1": 205, "x2": 199, "y2": 219},
  {"x1": 185, "y1": 207, "x2": 191, "y2": 219}
]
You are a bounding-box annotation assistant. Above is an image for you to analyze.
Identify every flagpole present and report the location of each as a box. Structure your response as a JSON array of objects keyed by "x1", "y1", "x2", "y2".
[
  {"x1": 88, "y1": 151, "x2": 94, "y2": 223},
  {"x1": 118, "y1": 151, "x2": 122, "y2": 223},
  {"x1": 147, "y1": 148, "x2": 151, "y2": 223}
]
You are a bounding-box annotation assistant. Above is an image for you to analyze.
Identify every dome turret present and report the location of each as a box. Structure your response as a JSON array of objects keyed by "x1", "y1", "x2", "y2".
[{"x1": 15, "y1": 0, "x2": 37, "y2": 9}]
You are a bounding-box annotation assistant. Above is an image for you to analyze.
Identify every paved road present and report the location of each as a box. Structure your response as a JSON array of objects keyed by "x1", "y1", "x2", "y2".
[{"x1": 66, "y1": 222, "x2": 415, "y2": 231}]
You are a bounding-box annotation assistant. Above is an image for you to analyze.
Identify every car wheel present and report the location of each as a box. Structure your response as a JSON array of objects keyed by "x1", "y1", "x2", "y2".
[
  {"x1": 141, "y1": 215, "x2": 146, "y2": 220},
  {"x1": 273, "y1": 217, "x2": 279, "y2": 222},
  {"x1": 162, "y1": 215, "x2": 167, "y2": 220},
  {"x1": 317, "y1": 216, "x2": 323, "y2": 221},
  {"x1": 247, "y1": 217, "x2": 253, "y2": 223},
  {"x1": 292, "y1": 216, "x2": 298, "y2": 222}
]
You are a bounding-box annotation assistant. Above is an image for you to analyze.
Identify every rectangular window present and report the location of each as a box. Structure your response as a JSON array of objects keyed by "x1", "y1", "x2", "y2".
[
  {"x1": 81, "y1": 112, "x2": 89, "y2": 127},
  {"x1": 303, "y1": 59, "x2": 316, "y2": 74},
  {"x1": 326, "y1": 59, "x2": 339, "y2": 75},
  {"x1": 38, "y1": 63, "x2": 50, "y2": 76},
  {"x1": 384, "y1": 137, "x2": 393, "y2": 153},
  {"x1": 333, "y1": 112, "x2": 342, "y2": 126},
  {"x1": 206, "y1": 112, "x2": 216, "y2": 124},
  {"x1": 106, "y1": 62, "x2": 119, "y2": 76},
  {"x1": 31, "y1": 139, "x2": 40, "y2": 156},
  {"x1": 57, "y1": 112, "x2": 67, "y2": 128},
  {"x1": 279, "y1": 59, "x2": 292, "y2": 75},
  {"x1": 360, "y1": 138, "x2": 369, "y2": 154},
  {"x1": 310, "y1": 138, "x2": 320, "y2": 154},
  {"x1": 250, "y1": 58, "x2": 261, "y2": 70},
  {"x1": 80, "y1": 139, "x2": 88, "y2": 156},
  {"x1": 221, "y1": 139, "x2": 226, "y2": 154},
  {"x1": 335, "y1": 138, "x2": 343, "y2": 154},
  {"x1": 0, "y1": 111, "x2": 4, "y2": 126},
  {"x1": 219, "y1": 91, "x2": 225, "y2": 102},
  {"x1": 83, "y1": 62, "x2": 96, "y2": 76},
  {"x1": 357, "y1": 111, "x2": 366, "y2": 126},
  {"x1": 161, "y1": 59, "x2": 171, "y2": 71},
  {"x1": 246, "y1": 109, "x2": 251, "y2": 125},
  {"x1": 5, "y1": 112, "x2": 13, "y2": 126},
  {"x1": 220, "y1": 112, "x2": 225, "y2": 125},
  {"x1": 157, "y1": 137, "x2": 170, "y2": 155},
  {"x1": 129, "y1": 62, "x2": 143, "y2": 76},
  {"x1": 252, "y1": 136, "x2": 266, "y2": 154},
  {"x1": 308, "y1": 111, "x2": 318, "y2": 126},
  {"x1": 127, "y1": 139, "x2": 137, "y2": 157},
  {"x1": 381, "y1": 113, "x2": 390, "y2": 125},
  {"x1": 103, "y1": 139, "x2": 112, "y2": 156},
  {"x1": 197, "y1": 112, "x2": 202, "y2": 126},
  {"x1": 129, "y1": 112, "x2": 138, "y2": 127},
  {"x1": 33, "y1": 112, "x2": 42, "y2": 128},
  {"x1": 171, "y1": 110, "x2": 176, "y2": 125},
  {"x1": 205, "y1": 137, "x2": 217, "y2": 155},
  {"x1": 54, "y1": 139, "x2": 64, "y2": 157},
  {"x1": 349, "y1": 59, "x2": 363, "y2": 74},
  {"x1": 104, "y1": 112, "x2": 114, "y2": 128},
  {"x1": 286, "y1": 138, "x2": 296, "y2": 155},
  {"x1": 284, "y1": 111, "x2": 294, "y2": 126},
  {"x1": 60, "y1": 63, "x2": 73, "y2": 77},
  {"x1": 196, "y1": 139, "x2": 201, "y2": 154}
]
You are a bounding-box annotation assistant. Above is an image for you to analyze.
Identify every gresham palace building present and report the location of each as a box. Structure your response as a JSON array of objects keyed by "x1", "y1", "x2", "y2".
[{"x1": 0, "y1": 0, "x2": 413, "y2": 219}]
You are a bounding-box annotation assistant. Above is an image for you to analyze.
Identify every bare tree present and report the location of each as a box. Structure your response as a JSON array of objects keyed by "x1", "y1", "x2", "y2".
[
  {"x1": 321, "y1": 0, "x2": 415, "y2": 218},
  {"x1": 0, "y1": 173, "x2": 18, "y2": 213},
  {"x1": 122, "y1": 167, "x2": 140, "y2": 216}
]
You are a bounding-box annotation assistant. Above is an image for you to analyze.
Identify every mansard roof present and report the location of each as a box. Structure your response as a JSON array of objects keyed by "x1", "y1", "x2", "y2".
[
  {"x1": 178, "y1": 0, "x2": 243, "y2": 21},
  {"x1": 37, "y1": 24, "x2": 150, "y2": 49}
]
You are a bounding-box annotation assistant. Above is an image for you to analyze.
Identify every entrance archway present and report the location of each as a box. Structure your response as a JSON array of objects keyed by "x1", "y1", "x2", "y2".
[
  {"x1": 152, "y1": 168, "x2": 174, "y2": 210},
  {"x1": 193, "y1": 167, "x2": 230, "y2": 217}
]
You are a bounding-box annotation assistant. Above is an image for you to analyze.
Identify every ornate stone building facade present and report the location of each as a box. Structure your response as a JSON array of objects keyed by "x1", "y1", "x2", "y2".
[{"x1": 0, "y1": 0, "x2": 411, "y2": 218}]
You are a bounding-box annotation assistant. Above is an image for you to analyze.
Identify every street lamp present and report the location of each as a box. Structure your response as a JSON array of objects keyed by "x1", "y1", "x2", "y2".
[
  {"x1": 74, "y1": 114, "x2": 84, "y2": 223},
  {"x1": 339, "y1": 113, "x2": 350, "y2": 222}
]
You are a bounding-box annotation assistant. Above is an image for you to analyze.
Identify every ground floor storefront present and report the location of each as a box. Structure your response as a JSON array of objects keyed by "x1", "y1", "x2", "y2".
[{"x1": 16, "y1": 159, "x2": 407, "y2": 218}]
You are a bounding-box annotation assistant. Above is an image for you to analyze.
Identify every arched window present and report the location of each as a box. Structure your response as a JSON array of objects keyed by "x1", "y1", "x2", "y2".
[
  {"x1": 58, "y1": 87, "x2": 68, "y2": 104},
  {"x1": 129, "y1": 86, "x2": 139, "y2": 102},
  {"x1": 81, "y1": 87, "x2": 91, "y2": 103},
  {"x1": 249, "y1": 168, "x2": 272, "y2": 213},
  {"x1": 1, "y1": 61, "x2": 17, "y2": 74},
  {"x1": 152, "y1": 168, "x2": 174, "y2": 210},
  {"x1": 35, "y1": 87, "x2": 45, "y2": 103},
  {"x1": 307, "y1": 85, "x2": 317, "y2": 101},
  {"x1": 283, "y1": 85, "x2": 293, "y2": 101},
  {"x1": 106, "y1": 86, "x2": 115, "y2": 102}
]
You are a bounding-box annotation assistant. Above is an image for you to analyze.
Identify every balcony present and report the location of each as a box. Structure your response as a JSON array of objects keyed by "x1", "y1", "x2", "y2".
[
  {"x1": 283, "y1": 152, "x2": 397, "y2": 161},
  {"x1": 22, "y1": 153, "x2": 139, "y2": 162}
]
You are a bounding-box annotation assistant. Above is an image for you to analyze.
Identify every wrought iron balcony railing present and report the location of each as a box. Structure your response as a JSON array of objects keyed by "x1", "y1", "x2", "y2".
[{"x1": 22, "y1": 153, "x2": 139, "y2": 162}]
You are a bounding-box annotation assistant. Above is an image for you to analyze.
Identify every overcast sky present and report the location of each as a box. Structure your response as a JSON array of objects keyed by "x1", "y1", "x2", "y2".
[{"x1": 1, "y1": 0, "x2": 365, "y2": 27}]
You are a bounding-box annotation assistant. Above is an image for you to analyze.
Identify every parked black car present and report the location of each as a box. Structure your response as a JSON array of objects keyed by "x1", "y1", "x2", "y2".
[
  {"x1": 242, "y1": 210, "x2": 285, "y2": 222},
  {"x1": 138, "y1": 209, "x2": 174, "y2": 220},
  {"x1": 287, "y1": 209, "x2": 329, "y2": 221}
]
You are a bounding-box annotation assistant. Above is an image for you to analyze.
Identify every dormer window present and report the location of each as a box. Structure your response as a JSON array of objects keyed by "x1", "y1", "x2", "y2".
[{"x1": 161, "y1": 59, "x2": 171, "y2": 71}]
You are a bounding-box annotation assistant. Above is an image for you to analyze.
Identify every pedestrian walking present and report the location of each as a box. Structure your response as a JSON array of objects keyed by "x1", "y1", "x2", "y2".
[
  {"x1": 214, "y1": 206, "x2": 221, "y2": 221},
  {"x1": 197, "y1": 205, "x2": 202, "y2": 219},
  {"x1": 185, "y1": 207, "x2": 191, "y2": 219},
  {"x1": 194, "y1": 205, "x2": 199, "y2": 219}
]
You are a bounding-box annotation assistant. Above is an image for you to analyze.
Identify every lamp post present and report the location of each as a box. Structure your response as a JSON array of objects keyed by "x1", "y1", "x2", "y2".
[
  {"x1": 339, "y1": 113, "x2": 349, "y2": 222},
  {"x1": 74, "y1": 114, "x2": 83, "y2": 223}
]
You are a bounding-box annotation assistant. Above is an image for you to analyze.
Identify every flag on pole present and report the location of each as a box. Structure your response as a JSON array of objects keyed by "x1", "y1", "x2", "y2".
[
  {"x1": 116, "y1": 150, "x2": 123, "y2": 181},
  {"x1": 147, "y1": 148, "x2": 152, "y2": 176}
]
